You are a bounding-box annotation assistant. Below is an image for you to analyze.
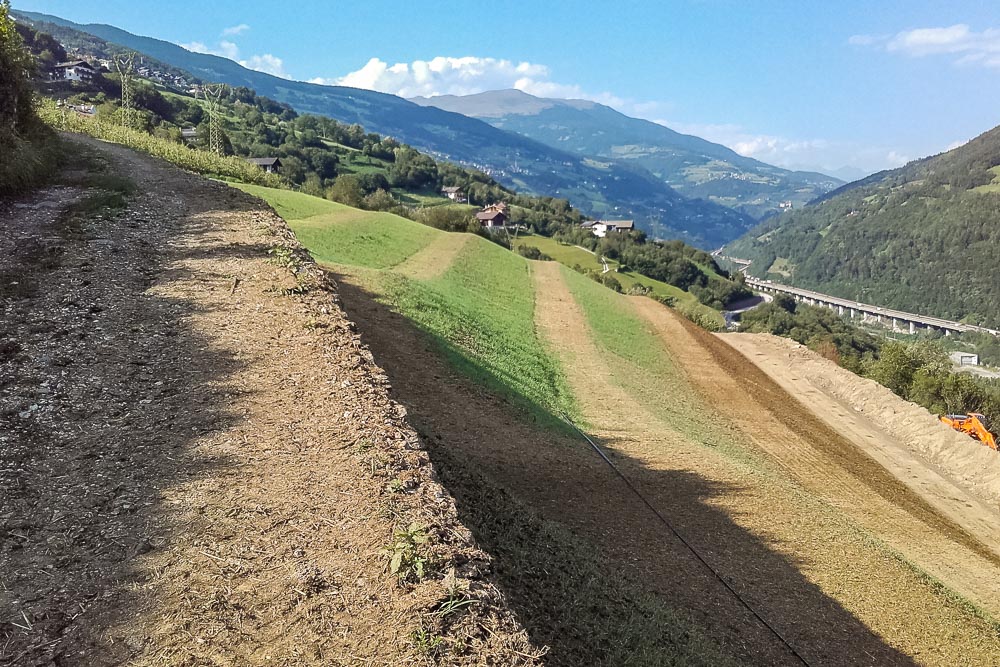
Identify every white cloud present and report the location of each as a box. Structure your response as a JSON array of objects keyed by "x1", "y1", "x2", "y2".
[
  {"x1": 241, "y1": 54, "x2": 289, "y2": 78},
  {"x1": 320, "y1": 55, "x2": 633, "y2": 108},
  {"x1": 178, "y1": 39, "x2": 289, "y2": 78},
  {"x1": 663, "y1": 121, "x2": 829, "y2": 163},
  {"x1": 222, "y1": 23, "x2": 250, "y2": 37},
  {"x1": 326, "y1": 56, "x2": 544, "y2": 97},
  {"x1": 180, "y1": 40, "x2": 240, "y2": 60},
  {"x1": 885, "y1": 150, "x2": 910, "y2": 167},
  {"x1": 850, "y1": 24, "x2": 1000, "y2": 68}
]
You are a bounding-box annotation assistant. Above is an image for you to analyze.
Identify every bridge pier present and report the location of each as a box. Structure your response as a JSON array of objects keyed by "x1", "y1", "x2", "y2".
[{"x1": 909, "y1": 321, "x2": 915, "y2": 335}]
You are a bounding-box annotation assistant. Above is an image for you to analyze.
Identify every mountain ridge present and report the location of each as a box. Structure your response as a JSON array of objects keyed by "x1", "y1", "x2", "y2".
[
  {"x1": 13, "y1": 9, "x2": 757, "y2": 248},
  {"x1": 410, "y1": 89, "x2": 843, "y2": 219},
  {"x1": 724, "y1": 123, "x2": 1000, "y2": 327}
]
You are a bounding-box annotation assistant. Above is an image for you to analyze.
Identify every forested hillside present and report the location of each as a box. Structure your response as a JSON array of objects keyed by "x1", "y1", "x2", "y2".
[
  {"x1": 726, "y1": 124, "x2": 1000, "y2": 327},
  {"x1": 21, "y1": 16, "x2": 752, "y2": 311},
  {"x1": 413, "y1": 89, "x2": 843, "y2": 219},
  {"x1": 13, "y1": 9, "x2": 757, "y2": 248}
]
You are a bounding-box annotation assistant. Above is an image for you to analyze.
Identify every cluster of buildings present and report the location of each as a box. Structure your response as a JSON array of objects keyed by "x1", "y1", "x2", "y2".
[
  {"x1": 458, "y1": 189, "x2": 637, "y2": 237},
  {"x1": 49, "y1": 57, "x2": 197, "y2": 94},
  {"x1": 581, "y1": 219, "x2": 635, "y2": 237}
]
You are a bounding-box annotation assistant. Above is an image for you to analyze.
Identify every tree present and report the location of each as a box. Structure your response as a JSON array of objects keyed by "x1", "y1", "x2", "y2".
[
  {"x1": 0, "y1": 0, "x2": 36, "y2": 140},
  {"x1": 326, "y1": 175, "x2": 364, "y2": 208},
  {"x1": 363, "y1": 188, "x2": 397, "y2": 211}
]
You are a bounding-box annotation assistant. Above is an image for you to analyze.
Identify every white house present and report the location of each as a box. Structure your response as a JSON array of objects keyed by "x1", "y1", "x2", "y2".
[
  {"x1": 583, "y1": 220, "x2": 635, "y2": 238},
  {"x1": 52, "y1": 60, "x2": 97, "y2": 82},
  {"x1": 441, "y1": 186, "x2": 467, "y2": 202}
]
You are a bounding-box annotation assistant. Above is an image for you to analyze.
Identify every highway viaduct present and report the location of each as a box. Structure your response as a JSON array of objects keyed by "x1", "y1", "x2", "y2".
[{"x1": 744, "y1": 277, "x2": 1000, "y2": 338}]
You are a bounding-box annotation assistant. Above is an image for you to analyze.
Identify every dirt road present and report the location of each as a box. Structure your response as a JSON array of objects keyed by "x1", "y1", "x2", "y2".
[{"x1": 0, "y1": 136, "x2": 537, "y2": 666}]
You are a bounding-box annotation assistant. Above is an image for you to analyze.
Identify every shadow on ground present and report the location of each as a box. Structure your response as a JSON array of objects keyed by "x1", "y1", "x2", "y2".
[
  {"x1": 0, "y1": 163, "x2": 271, "y2": 664},
  {"x1": 333, "y1": 275, "x2": 918, "y2": 667}
]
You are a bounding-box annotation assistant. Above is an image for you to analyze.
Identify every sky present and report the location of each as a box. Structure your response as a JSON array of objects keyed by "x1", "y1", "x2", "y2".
[{"x1": 14, "y1": 0, "x2": 1000, "y2": 176}]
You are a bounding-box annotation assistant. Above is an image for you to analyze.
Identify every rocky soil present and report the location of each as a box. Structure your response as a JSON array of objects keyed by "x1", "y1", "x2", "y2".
[{"x1": 0, "y1": 135, "x2": 541, "y2": 666}]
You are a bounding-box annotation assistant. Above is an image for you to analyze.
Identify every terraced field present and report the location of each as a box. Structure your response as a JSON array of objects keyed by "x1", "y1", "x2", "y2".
[{"x1": 237, "y1": 184, "x2": 1000, "y2": 666}]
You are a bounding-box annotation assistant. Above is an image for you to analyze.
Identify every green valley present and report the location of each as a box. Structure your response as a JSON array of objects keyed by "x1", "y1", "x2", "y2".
[{"x1": 726, "y1": 123, "x2": 1000, "y2": 328}]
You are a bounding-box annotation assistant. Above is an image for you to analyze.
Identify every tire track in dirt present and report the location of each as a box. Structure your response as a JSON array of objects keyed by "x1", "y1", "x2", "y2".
[
  {"x1": 629, "y1": 296, "x2": 1000, "y2": 617},
  {"x1": 392, "y1": 231, "x2": 471, "y2": 280}
]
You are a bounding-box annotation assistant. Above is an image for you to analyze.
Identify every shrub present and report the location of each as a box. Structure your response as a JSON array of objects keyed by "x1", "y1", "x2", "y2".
[
  {"x1": 37, "y1": 101, "x2": 284, "y2": 187},
  {"x1": 516, "y1": 245, "x2": 552, "y2": 261}
]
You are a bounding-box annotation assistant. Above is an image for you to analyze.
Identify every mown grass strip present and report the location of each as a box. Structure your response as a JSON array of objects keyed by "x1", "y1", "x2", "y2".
[
  {"x1": 233, "y1": 184, "x2": 438, "y2": 270},
  {"x1": 376, "y1": 242, "x2": 577, "y2": 426},
  {"x1": 235, "y1": 184, "x2": 576, "y2": 428},
  {"x1": 560, "y1": 266, "x2": 740, "y2": 451}
]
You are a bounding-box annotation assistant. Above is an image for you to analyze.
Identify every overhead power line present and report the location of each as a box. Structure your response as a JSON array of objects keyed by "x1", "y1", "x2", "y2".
[{"x1": 560, "y1": 412, "x2": 811, "y2": 667}]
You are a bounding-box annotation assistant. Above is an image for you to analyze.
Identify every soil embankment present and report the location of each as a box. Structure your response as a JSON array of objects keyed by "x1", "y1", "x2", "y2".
[
  {"x1": 0, "y1": 136, "x2": 538, "y2": 665},
  {"x1": 631, "y1": 298, "x2": 1000, "y2": 618},
  {"x1": 725, "y1": 333, "x2": 1000, "y2": 514}
]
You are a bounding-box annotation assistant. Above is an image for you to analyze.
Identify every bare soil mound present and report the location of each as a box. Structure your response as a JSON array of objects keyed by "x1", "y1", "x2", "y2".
[
  {"x1": 725, "y1": 334, "x2": 1000, "y2": 527},
  {"x1": 0, "y1": 136, "x2": 539, "y2": 666}
]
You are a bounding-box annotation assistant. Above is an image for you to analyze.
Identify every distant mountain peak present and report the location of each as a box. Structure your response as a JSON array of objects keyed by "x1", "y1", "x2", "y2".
[{"x1": 410, "y1": 89, "x2": 561, "y2": 118}]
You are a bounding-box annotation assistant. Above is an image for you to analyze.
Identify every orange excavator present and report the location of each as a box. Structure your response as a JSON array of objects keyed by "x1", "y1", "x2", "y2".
[{"x1": 940, "y1": 413, "x2": 998, "y2": 451}]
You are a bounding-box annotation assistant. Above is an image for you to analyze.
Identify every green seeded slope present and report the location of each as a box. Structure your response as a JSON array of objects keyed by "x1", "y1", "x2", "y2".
[{"x1": 233, "y1": 184, "x2": 575, "y2": 424}]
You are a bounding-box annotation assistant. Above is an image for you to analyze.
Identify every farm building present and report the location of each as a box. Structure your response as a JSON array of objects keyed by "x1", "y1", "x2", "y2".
[
  {"x1": 246, "y1": 157, "x2": 283, "y2": 173},
  {"x1": 583, "y1": 220, "x2": 635, "y2": 238},
  {"x1": 475, "y1": 202, "x2": 510, "y2": 228},
  {"x1": 475, "y1": 209, "x2": 507, "y2": 228},
  {"x1": 441, "y1": 186, "x2": 467, "y2": 202}
]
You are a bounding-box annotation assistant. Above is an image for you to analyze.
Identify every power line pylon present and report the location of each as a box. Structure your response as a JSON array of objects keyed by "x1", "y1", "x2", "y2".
[
  {"x1": 202, "y1": 84, "x2": 225, "y2": 155},
  {"x1": 114, "y1": 52, "x2": 136, "y2": 129}
]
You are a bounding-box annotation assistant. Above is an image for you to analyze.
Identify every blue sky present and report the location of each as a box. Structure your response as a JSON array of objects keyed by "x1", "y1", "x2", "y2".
[{"x1": 14, "y1": 0, "x2": 1000, "y2": 175}]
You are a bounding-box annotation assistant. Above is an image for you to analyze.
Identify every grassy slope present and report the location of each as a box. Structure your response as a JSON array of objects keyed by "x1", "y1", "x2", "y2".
[
  {"x1": 561, "y1": 266, "x2": 745, "y2": 455},
  {"x1": 232, "y1": 183, "x2": 745, "y2": 666},
  {"x1": 514, "y1": 234, "x2": 691, "y2": 302},
  {"x1": 232, "y1": 184, "x2": 575, "y2": 424}
]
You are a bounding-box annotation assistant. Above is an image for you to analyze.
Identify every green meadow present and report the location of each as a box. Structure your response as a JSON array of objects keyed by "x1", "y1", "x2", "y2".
[{"x1": 232, "y1": 184, "x2": 576, "y2": 424}]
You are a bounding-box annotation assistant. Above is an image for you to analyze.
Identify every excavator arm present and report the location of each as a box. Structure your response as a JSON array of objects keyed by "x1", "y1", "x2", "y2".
[{"x1": 940, "y1": 413, "x2": 998, "y2": 451}]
